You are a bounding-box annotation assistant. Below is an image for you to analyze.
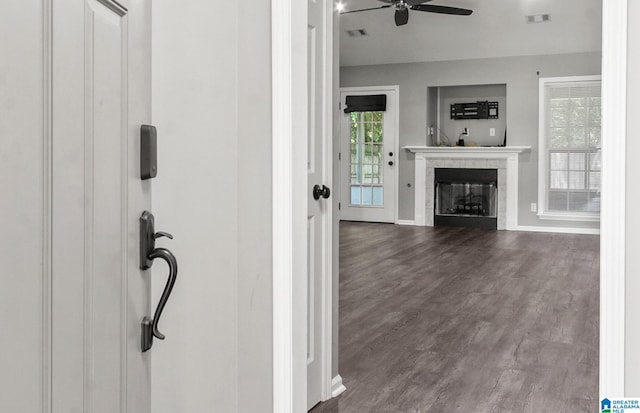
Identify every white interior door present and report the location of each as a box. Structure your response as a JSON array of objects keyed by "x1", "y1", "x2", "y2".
[
  {"x1": 340, "y1": 87, "x2": 398, "y2": 223},
  {"x1": 0, "y1": 1, "x2": 152, "y2": 411},
  {"x1": 308, "y1": 0, "x2": 333, "y2": 409},
  {"x1": 51, "y1": 1, "x2": 152, "y2": 411}
]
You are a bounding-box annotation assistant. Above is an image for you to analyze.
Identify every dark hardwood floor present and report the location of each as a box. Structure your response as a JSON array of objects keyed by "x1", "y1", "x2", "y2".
[{"x1": 311, "y1": 222, "x2": 599, "y2": 413}]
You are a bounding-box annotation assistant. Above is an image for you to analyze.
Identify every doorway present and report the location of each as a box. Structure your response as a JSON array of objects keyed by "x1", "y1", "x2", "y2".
[
  {"x1": 334, "y1": 7, "x2": 605, "y2": 413},
  {"x1": 273, "y1": 1, "x2": 628, "y2": 411},
  {"x1": 340, "y1": 87, "x2": 399, "y2": 223}
]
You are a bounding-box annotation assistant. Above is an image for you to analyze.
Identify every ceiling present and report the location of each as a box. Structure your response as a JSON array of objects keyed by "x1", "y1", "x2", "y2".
[{"x1": 339, "y1": 0, "x2": 602, "y2": 66}]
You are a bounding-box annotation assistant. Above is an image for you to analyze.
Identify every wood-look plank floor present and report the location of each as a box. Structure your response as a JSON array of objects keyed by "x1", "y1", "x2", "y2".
[{"x1": 311, "y1": 222, "x2": 599, "y2": 413}]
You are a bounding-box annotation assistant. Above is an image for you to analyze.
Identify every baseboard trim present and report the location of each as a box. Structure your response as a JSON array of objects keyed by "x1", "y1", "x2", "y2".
[
  {"x1": 331, "y1": 375, "x2": 346, "y2": 398},
  {"x1": 396, "y1": 220, "x2": 416, "y2": 226},
  {"x1": 516, "y1": 225, "x2": 600, "y2": 235}
]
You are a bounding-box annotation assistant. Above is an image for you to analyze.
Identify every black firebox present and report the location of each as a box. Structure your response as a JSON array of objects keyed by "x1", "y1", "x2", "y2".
[{"x1": 434, "y1": 168, "x2": 498, "y2": 229}]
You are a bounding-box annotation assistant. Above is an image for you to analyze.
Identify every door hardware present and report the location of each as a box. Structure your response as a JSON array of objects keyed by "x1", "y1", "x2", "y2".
[
  {"x1": 388, "y1": 161, "x2": 394, "y2": 166},
  {"x1": 313, "y1": 184, "x2": 331, "y2": 200},
  {"x1": 140, "y1": 211, "x2": 178, "y2": 352},
  {"x1": 389, "y1": 152, "x2": 393, "y2": 156},
  {"x1": 140, "y1": 125, "x2": 158, "y2": 180}
]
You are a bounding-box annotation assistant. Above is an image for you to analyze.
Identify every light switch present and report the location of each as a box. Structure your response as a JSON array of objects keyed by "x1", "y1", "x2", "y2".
[{"x1": 490, "y1": 128, "x2": 496, "y2": 137}]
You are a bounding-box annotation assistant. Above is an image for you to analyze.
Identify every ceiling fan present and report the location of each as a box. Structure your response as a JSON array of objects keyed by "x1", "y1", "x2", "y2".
[{"x1": 341, "y1": 0, "x2": 473, "y2": 26}]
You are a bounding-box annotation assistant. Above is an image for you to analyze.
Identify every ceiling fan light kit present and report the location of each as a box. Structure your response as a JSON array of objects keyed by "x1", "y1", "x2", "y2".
[
  {"x1": 395, "y1": 7, "x2": 409, "y2": 26},
  {"x1": 341, "y1": 0, "x2": 473, "y2": 27}
]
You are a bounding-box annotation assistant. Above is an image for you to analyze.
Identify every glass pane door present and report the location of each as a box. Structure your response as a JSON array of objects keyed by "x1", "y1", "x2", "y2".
[{"x1": 349, "y1": 111, "x2": 384, "y2": 206}]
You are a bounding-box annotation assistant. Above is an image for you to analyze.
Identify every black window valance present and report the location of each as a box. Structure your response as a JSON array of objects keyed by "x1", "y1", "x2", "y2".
[{"x1": 344, "y1": 94, "x2": 387, "y2": 113}]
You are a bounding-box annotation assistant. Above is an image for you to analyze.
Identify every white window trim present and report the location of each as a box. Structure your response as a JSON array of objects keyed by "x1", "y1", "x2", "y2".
[{"x1": 537, "y1": 75, "x2": 602, "y2": 222}]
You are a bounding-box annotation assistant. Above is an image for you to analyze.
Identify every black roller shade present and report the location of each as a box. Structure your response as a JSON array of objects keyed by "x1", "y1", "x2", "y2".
[{"x1": 344, "y1": 94, "x2": 387, "y2": 113}]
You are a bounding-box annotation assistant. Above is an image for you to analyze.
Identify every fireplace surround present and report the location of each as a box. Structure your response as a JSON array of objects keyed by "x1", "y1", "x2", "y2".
[{"x1": 405, "y1": 146, "x2": 530, "y2": 230}]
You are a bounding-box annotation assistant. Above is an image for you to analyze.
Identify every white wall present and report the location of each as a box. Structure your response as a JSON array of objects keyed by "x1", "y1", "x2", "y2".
[
  {"x1": 152, "y1": 1, "x2": 239, "y2": 412},
  {"x1": 237, "y1": 1, "x2": 274, "y2": 411},
  {"x1": 152, "y1": 1, "x2": 277, "y2": 411},
  {"x1": 341, "y1": 52, "x2": 602, "y2": 229}
]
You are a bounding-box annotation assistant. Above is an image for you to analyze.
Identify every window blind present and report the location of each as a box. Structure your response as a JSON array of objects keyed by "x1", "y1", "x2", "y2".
[{"x1": 343, "y1": 94, "x2": 387, "y2": 113}]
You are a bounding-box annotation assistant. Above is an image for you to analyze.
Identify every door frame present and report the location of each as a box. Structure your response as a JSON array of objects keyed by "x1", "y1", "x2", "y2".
[
  {"x1": 600, "y1": 0, "x2": 626, "y2": 398},
  {"x1": 271, "y1": 1, "x2": 333, "y2": 412},
  {"x1": 339, "y1": 85, "x2": 401, "y2": 224},
  {"x1": 273, "y1": 2, "x2": 628, "y2": 412},
  {"x1": 308, "y1": 0, "x2": 336, "y2": 407}
]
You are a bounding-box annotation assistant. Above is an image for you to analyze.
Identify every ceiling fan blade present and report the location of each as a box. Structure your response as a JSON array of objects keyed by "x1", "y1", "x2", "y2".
[
  {"x1": 405, "y1": 0, "x2": 433, "y2": 5},
  {"x1": 377, "y1": 0, "x2": 432, "y2": 4},
  {"x1": 395, "y1": 7, "x2": 409, "y2": 26},
  {"x1": 340, "y1": 4, "x2": 392, "y2": 14},
  {"x1": 411, "y1": 4, "x2": 473, "y2": 15}
]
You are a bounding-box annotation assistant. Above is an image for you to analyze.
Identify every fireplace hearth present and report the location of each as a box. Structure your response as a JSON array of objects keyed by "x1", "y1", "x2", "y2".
[{"x1": 435, "y1": 168, "x2": 497, "y2": 229}]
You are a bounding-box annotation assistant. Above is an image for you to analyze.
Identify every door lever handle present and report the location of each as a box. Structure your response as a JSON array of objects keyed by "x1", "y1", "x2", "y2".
[
  {"x1": 139, "y1": 211, "x2": 178, "y2": 352},
  {"x1": 154, "y1": 231, "x2": 173, "y2": 240},
  {"x1": 142, "y1": 247, "x2": 177, "y2": 351}
]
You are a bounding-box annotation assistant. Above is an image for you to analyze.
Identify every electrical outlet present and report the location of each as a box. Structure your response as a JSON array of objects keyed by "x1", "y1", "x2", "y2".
[
  {"x1": 490, "y1": 128, "x2": 496, "y2": 136},
  {"x1": 530, "y1": 203, "x2": 537, "y2": 212},
  {"x1": 428, "y1": 127, "x2": 434, "y2": 135}
]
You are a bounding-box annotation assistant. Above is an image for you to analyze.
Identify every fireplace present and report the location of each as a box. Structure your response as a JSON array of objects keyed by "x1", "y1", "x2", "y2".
[
  {"x1": 405, "y1": 146, "x2": 530, "y2": 231},
  {"x1": 434, "y1": 168, "x2": 498, "y2": 229}
]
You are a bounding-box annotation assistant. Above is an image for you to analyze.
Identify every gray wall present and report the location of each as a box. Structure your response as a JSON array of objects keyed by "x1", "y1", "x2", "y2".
[
  {"x1": 341, "y1": 52, "x2": 602, "y2": 229},
  {"x1": 437, "y1": 84, "x2": 507, "y2": 147}
]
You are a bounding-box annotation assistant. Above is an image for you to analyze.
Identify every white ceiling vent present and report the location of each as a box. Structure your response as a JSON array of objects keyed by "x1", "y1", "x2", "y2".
[
  {"x1": 525, "y1": 14, "x2": 551, "y2": 24},
  {"x1": 346, "y1": 28, "x2": 368, "y2": 37}
]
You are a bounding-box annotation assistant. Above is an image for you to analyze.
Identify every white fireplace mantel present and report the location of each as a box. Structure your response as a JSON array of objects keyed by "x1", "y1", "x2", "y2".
[
  {"x1": 404, "y1": 146, "x2": 531, "y2": 157},
  {"x1": 404, "y1": 146, "x2": 531, "y2": 230}
]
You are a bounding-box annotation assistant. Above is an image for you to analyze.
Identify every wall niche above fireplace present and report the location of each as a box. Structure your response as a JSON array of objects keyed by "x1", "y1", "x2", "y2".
[{"x1": 427, "y1": 84, "x2": 507, "y2": 147}]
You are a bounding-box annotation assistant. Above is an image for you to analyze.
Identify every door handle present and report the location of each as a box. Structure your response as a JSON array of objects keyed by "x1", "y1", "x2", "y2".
[
  {"x1": 313, "y1": 184, "x2": 331, "y2": 200},
  {"x1": 141, "y1": 248, "x2": 177, "y2": 352},
  {"x1": 139, "y1": 211, "x2": 178, "y2": 352}
]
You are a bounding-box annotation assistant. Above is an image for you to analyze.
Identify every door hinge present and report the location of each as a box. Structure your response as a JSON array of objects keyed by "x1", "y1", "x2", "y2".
[
  {"x1": 338, "y1": 152, "x2": 341, "y2": 160},
  {"x1": 338, "y1": 101, "x2": 341, "y2": 110},
  {"x1": 339, "y1": 202, "x2": 341, "y2": 210}
]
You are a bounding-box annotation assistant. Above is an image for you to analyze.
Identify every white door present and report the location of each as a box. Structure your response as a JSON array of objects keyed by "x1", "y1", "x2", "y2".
[
  {"x1": 340, "y1": 87, "x2": 398, "y2": 223},
  {"x1": 308, "y1": 0, "x2": 333, "y2": 409},
  {"x1": 1, "y1": 1, "x2": 153, "y2": 411}
]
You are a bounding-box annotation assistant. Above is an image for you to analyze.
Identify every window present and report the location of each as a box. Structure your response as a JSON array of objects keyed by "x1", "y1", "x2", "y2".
[
  {"x1": 538, "y1": 76, "x2": 601, "y2": 221},
  {"x1": 349, "y1": 111, "x2": 384, "y2": 206}
]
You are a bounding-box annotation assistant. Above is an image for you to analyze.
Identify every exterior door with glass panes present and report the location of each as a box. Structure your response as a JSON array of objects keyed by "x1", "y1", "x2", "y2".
[{"x1": 340, "y1": 88, "x2": 397, "y2": 222}]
